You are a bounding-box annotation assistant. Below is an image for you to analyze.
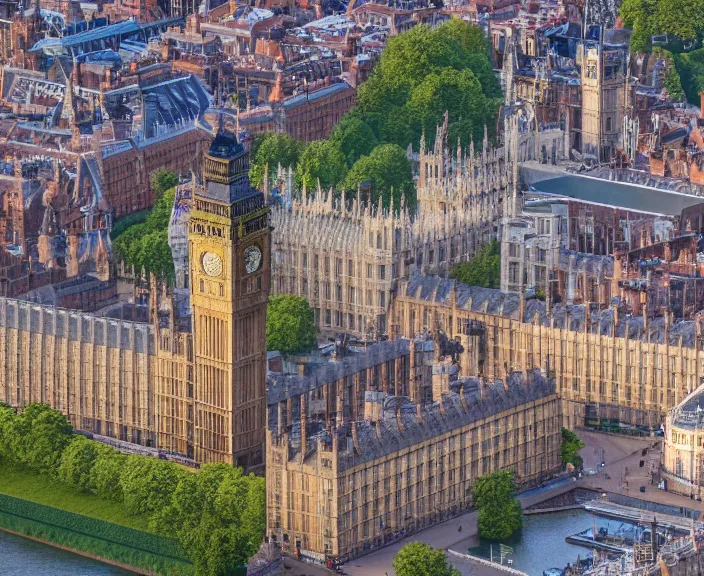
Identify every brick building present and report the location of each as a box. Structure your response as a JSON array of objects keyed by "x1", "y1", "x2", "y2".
[{"x1": 239, "y1": 80, "x2": 356, "y2": 143}]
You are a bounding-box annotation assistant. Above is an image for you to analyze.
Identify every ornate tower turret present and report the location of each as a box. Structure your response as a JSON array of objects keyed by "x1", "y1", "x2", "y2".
[{"x1": 188, "y1": 113, "x2": 271, "y2": 470}]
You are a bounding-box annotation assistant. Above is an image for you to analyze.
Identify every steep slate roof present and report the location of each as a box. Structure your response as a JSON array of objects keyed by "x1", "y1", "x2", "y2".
[
  {"x1": 335, "y1": 370, "x2": 555, "y2": 470},
  {"x1": 403, "y1": 272, "x2": 697, "y2": 347}
]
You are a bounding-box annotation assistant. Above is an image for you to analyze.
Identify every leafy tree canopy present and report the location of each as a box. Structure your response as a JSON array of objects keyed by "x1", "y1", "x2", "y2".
[
  {"x1": 266, "y1": 294, "x2": 318, "y2": 355},
  {"x1": 247, "y1": 20, "x2": 500, "y2": 210},
  {"x1": 90, "y1": 445, "x2": 126, "y2": 502},
  {"x1": 249, "y1": 133, "x2": 306, "y2": 188},
  {"x1": 343, "y1": 143, "x2": 415, "y2": 210},
  {"x1": 0, "y1": 403, "x2": 16, "y2": 462},
  {"x1": 620, "y1": 0, "x2": 704, "y2": 52},
  {"x1": 473, "y1": 470, "x2": 523, "y2": 540},
  {"x1": 153, "y1": 463, "x2": 265, "y2": 576},
  {"x1": 58, "y1": 436, "x2": 102, "y2": 491},
  {"x1": 150, "y1": 169, "x2": 179, "y2": 203},
  {"x1": 113, "y1": 187, "x2": 176, "y2": 280},
  {"x1": 0, "y1": 403, "x2": 267, "y2": 575},
  {"x1": 561, "y1": 427, "x2": 585, "y2": 468},
  {"x1": 672, "y1": 47, "x2": 704, "y2": 103},
  {"x1": 406, "y1": 67, "x2": 489, "y2": 150},
  {"x1": 393, "y1": 542, "x2": 460, "y2": 576},
  {"x1": 9, "y1": 403, "x2": 73, "y2": 475},
  {"x1": 120, "y1": 455, "x2": 184, "y2": 518},
  {"x1": 449, "y1": 241, "x2": 500, "y2": 288},
  {"x1": 358, "y1": 20, "x2": 501, "y2": 150},
  {"x1": 330, "y1": 116, "x2": 379, "y2": 167},
  {"x1": 296, "y1": 140, "x2": 348, "y2": 192}
]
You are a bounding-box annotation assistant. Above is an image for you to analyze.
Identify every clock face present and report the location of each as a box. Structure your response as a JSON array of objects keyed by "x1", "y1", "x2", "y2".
[
  {"x1": 202, "y1": 252, "x2": 223, "y2": 277},
  {"x1": 244, "y1": 246, "x2": 262, "y2": 274}
]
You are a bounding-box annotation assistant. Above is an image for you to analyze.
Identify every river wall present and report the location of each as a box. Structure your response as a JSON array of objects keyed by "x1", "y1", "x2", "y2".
[{"x1": 0, "y1": 493, "x2": 192, "y2": 576}]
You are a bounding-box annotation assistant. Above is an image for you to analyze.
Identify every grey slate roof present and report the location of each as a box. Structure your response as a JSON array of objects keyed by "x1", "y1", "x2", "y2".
[
  {"x1": 267, "y1": 339, "x2": 410, "y2": 405},
  {"x1": 530, "y1": 175, "x2": 704, "y2": 216},
  {"x1": 335, "y1": 370, "x2": 555, "y2": 471},
  {"x1": 404, "y1": 273, "x2": 698, "y2": 347}
]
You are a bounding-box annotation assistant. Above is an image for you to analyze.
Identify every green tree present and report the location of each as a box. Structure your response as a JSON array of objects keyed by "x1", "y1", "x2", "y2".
[
  {"x1": 561, "y1": 428, "x2": 585, "y2": 468},
  {"x1": 449, "y1": 241, "x2": 500, "y2": 288},
  {"x1": 266, "y1": 295, "x2": 317, "y2": 355},
  {"x1": 296, "y1": 140, "x2": 348, "y2": 191},
  {"x1": 113, "y1": 188, "x2": 176, "y2": 280},
  {"x1": 9, "y1": 404, "x2": 73, "y2": 475},
  {"x1": 58, "y1": 436, "x2": 101, "y2": 491},
  {"x1": 356, "y1": 73, "x2": 412, "y2": 138},
  {"x1": 90, "y1": 446, "x2": 126, "y2": 502},
  {"x1": 655, "y1": 0, "x2": 704, "y2": 43},
  {"x1": 342, "y1": 143, "x2": 415, "y2": 209},
  {"x1": 393, "y1": 542, "x2": 460, "y2": 576},
  {"x1": 150, "y1": 169, "x2": 179, "y2": 203},
  {"x1": 249, "y1": 133, "x2": 306, "y2": 189},
  {"x1": 330, "y1": 116, "x2": 379, "y2": 167},
  {"x1": 157, "y1": 464, "x2": 264, "y2": 576},
  {"x1": 433, "y1": 20, "x2": 502, "y2": 98},
  {"x1": 620, "y1": 0, "x2": 657, "y2": 52},
  {"x1": 355, "y1": 19, "x2": 500, "y2": 150},
  {"x1": 241, "y1": 475, "x2": 266, "y2": 553},
  {"x1": 435, "y1": 18, "x2": 490, "y2": 56},
  {"x1": 629, "y1": 16, "x2": 655, "y2": 53},
  {"x1": 119, "y1": 455, "x2": 184, "y2": 517},
  {"x1": 664, "y1": 62, "x2": 686, "y2": 101},
  {"x1": 134, "y1": 229, "x2": 175, "y2": 279},
  {"x1": 378, "y1": 24, "x2": 465, "y2": 89},
  {"x1": 0, "y1": 403, "x2": 16, "y2": 462},
  {"x1": 673, "y1": 48, "x2": 704, "y2": 102},
  {"x1": 379, "y1": 106, "x2": 415, "y2": 148},
  {"x1": 406, "y1": 67, "x2": 487, "y2": 149},
  {"x1": 620, "y1": 0, "x2": 704, "y2": 52},
  {"x1": 473, "y1": 470, "x2": 523, "y2": 540}
]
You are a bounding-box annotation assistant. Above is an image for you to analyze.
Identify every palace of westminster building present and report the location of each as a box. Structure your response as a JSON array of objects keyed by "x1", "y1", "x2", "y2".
[
  {"x1": 1, "y1": 0, "x2": 704, "y2": 563},
  {"x1": 3, "y1": 103, "x2": 704, "y2": 561},
  {"x1": 0, "y1": 92, "x2": 704, "y2": 559}
]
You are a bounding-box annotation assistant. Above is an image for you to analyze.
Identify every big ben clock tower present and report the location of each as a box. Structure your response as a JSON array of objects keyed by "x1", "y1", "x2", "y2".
[{"x1": 188, "y1": 115, "x2": 270, "y2": 470}]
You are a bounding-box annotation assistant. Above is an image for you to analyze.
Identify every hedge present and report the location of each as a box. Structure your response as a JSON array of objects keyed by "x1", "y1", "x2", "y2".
[
  {"x1": 0, "y1": 511, "x2": 193, "y2": 575},
  {"x1": 0, "y1": 493, "x2": 188, "y2": 563}
]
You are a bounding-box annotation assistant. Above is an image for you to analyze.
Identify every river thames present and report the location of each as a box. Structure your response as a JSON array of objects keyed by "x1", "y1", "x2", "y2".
[{"x1": 0, "y1": 530, "x2": 135, "y2": 575}]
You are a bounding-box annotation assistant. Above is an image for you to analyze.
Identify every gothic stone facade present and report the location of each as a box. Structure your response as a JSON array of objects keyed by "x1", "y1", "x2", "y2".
[
  {"x1": 0, "y1": 124, "x2": 271, "y2": 472},
  {"x1": 393, "y1": 273, "x2": 704, "y2": 429},
  {"x1": 270, "y1": 116, "x2": 522, "y2": 339},
  {"x1": 662, "y1": 388, "x2": 704, "y2": 499},
  {"x1": 266, "y1": 340, "x2": 560, "y2": 562}
]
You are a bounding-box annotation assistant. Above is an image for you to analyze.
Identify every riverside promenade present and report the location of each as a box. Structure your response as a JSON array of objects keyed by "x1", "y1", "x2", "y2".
[{"x1": 343, "y1": 431, "x2": 704, "y2": 576}]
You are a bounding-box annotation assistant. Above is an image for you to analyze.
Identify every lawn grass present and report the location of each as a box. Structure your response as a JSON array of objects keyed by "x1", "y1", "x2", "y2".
[{"x1": 0, "y1": 465, "x2": 152, "y2": 533}]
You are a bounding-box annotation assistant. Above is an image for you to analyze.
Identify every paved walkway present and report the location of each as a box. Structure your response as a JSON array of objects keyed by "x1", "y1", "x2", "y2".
[
  {"x1": 343, "y1": 478, "x2": 578, "y2": 576},
  {"x1": 342, "y1": 431, "x2": 704, "y2": 576},
  {"x1": 578, "y1": 430, "x2": 704, "y2": 513}
]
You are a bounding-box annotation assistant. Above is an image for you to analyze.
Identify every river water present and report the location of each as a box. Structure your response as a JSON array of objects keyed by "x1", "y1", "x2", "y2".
[
  {"x1": 0, "y1": 530, "x2": 136, "y2": 576},
  {"x1": 465, "y1": 509, "x2": 634, "y2": 576}
]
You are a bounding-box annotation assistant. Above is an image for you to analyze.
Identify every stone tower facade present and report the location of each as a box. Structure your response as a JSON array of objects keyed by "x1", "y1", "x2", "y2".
[
  {"x1": 580, "y1": 39, "x2": 627, "y2": 162},
  {"x1": 188, "y1": 123, "x2": 271, "y2": 469}
]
